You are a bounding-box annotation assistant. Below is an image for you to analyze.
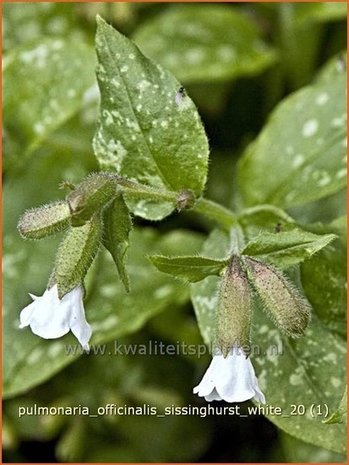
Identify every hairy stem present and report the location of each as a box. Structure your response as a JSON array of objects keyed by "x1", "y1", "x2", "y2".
[{"x1": 112, "y1": 174, "x2": 236, "y2": 229}]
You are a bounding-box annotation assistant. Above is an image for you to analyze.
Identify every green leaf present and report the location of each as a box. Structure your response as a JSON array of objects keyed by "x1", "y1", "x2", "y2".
[
  {"x1": 103, "y1": 194, "x2": 133, "y2": 292},
  {"x1": 301, "y1": 233, "x2": 346, "y2": 337},
  {"x1": 242, "y1": 230, "x2": 337, "y2": 267},
  {"x1": 191, "y1": 227, "x2": 347, "y2": 453},
  {"x1": 238, "y1": 205, "x2": 297, "y2": 240},
  {"x1": 93, "y1": 16, "x2": 209, "y2": 220},
  {"x1": 253, "y1": 308, "x2": 346, "y2": 454},
  {"x1": 324, "y1": 387, "x2": 347, "y2": 425},
  {"x1": 149, "y1": 255, "x2": 228, "y2": 283},
  {"x1": 3, "y1": 38, "x2": 96, "y2": 165},
  {"x1": 288, "y1": 188, "x2": 346, "y2": 225},
  {"x1": 133, "y1": 4, "x2": 276, "y2": 83},
  {"x1": 3, "y1": 3, "x2": 90, "y2": 53},
  {"x1": 238, "y1": 56, "x2": 346, "y2": 209},
  {"x1": 3, "y1": 228, "x2": 203, "y2": 398}
]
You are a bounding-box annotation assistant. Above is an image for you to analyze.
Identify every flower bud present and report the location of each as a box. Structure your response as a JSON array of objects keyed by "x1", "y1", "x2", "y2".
[
  {"x1": 49, "y1": 215, "x2": 102, "y2": 298},
  {"x1": 216, "y1": 256, "x2": 251, "y2": 358},
  {"x1": 245, "y1": 257, "x2": 311, "y2": 337},
  {"x1": 18, "y1": 201, "x2": 71, "y2": 240},
  {"x1": 67, "y1": 173, "x2": 116, "y2": 226}
]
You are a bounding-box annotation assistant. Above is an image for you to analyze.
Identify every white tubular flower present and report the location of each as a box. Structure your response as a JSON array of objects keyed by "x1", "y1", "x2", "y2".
[
  {"x1": 19, "y1": 284, "x2": 91, "y2": 351},
  {"x1": 193, "y1": 347, "x2": 265, "y2": 403}
]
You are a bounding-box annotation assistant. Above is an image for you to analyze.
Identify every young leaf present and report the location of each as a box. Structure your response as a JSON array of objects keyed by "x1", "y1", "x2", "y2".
[
  {"x1": 3, "y1": 38, "x2": 96, "y2": 161},
  {"x1": 149, "y1": 255, "x2": 228, "y2": 283},
  {"x1": 93, "y1": 16, "x2": 209, "y2": 220},
  {"x1": 242, "y1": 230, "x2": 337, "y2": 267},
  {"x1": 133, "y1": 4, "x2": 276, "y2": 83},
  {"x1": 238, "y1": 56, "x2": 346, "y2": 208},
  {"x1": 103, "y1": 194, "x2": 132, "y2": 292}
]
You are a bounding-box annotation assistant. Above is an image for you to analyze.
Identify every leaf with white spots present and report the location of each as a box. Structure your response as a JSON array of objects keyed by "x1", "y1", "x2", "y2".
[
  {"x1": 3, "y1": 3, "x2": 86, "y2": 53},
  {"x1": 238, "y1": 56, "x2": 347, "y2": 209},
  {"x1": 301, "y1": 222, "x2": 346, "y2": 337},
  {"x1": 253, "y1": 307, "x2": 346, "y2": 454},
  {"x1": 133, "y1": 4, "x2": 276, "y2": 83},
  {"x1": 242, "y1": 229, "x2": 337, "y2": 268},
  {"x1": 3, "y1": 38, "x2": 96, "y2": 165},
  {"x1": 191, "y1": 227, "x2": 346, "y2": 453},
  {"x1": 3, "y1": 229, "x2": 203, "y2": 398},
  {"x1": 93, "y1": 16, "x2": 209, "y2": 220}
]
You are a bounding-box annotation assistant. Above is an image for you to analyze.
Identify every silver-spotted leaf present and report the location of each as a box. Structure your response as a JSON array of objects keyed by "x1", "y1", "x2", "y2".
[
  {"x1": 133, "y1": 4, "x2": 276, "y2": 83},
  {"x1": 238, "y1": 56, "x2": 346, "y2": 208},
  {"x1": 93, "y1": 16, "x2": 209, "y2": 220}
]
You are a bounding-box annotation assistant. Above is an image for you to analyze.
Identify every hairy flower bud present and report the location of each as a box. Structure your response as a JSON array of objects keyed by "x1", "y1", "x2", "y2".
[
  {"x1": 216, "y1": 256, "x2": 251, "y2": 358},
  {"x1": 67, "y1": 173, "x2": 116, "y2": 226},
  {"x1": 245, "y1": 257, "x2": 311, "y2": 337},
  {"x1": 18, "y1": 201, "x2": 71, "y2": 240},
  {"x1": 49, "y1": 215, "x2": 102, "y2": 298}
]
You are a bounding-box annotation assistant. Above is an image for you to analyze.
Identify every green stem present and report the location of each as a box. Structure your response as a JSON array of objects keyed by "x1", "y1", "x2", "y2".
[
  {"x1": 112, "y1": 174, "x2": 236, "y2": 230},
  {"x1": 229, "y1": 224, "x2": 245, "y2": 255},
  {"x1": 114, "y1": 177, "x2": 177, "y2": 202},
  {"x1": 192, "y1": 198, "x2": 236, "y2": 230}
]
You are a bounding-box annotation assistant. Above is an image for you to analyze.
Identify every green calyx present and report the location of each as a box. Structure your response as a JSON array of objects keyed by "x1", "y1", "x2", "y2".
[
  {"x1": 49, "y1": 215, "x2": 102, "y2": 298},
  {"x1": 18, "y1": 201, "x2": 71, "y2": 240},
  {"x1": 67, "y1": 173, "x2": 117, "y2": 226},
  {"x1": 216, "y1": 255, "x2": 251, "y2": 357},
  {"x1": 245, "y1": 257, "x2": 311, "y2": 338}
]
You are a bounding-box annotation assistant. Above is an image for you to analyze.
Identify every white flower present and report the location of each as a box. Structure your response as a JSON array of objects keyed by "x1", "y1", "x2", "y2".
[
  {"x1": 19, "y1": 284, "x2": 92, "y2": 350},
  {"x1": 193, "y1": 347, "x2": 265, "y2": 403}
]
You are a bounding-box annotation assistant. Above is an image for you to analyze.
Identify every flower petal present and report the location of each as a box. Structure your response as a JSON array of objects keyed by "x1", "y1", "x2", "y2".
[
  {"x1": 65, "y1": 286, "x2": 92, "y2": 350},
  {"x1": 193, "y1": 355, "x2": 226, "y2": 397},
  {"x1": 204, "y1": 389, "x2": 222, "y2": 402},
  {"x1": 193, "y1": 347, "x2": 266, "y2": 404},
  {"x1": 19, "y1": 301, "x2": 36, "y2": 328},
  {"x1": 29, "y1": 286, "x2": 71, "y2": 339},
  {"x1": 252, "y1": 379, "x2": 266, "y2": 404}
]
